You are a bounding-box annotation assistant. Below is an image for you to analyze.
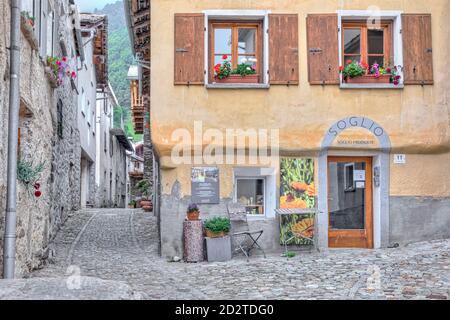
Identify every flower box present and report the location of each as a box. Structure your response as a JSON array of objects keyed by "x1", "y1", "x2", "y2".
[
  {"x1": 214, "y1": 74, "x2": 260, "y2": 84},
  {"x1": 344, "y1": 74, "x2": 391, "y2": 84},
  {"x1": 20, "y1": 16, "x2": 38, "y2": 51},
  {"x1": 44, "y1": 67, "x2": 59, "y2": 88}
]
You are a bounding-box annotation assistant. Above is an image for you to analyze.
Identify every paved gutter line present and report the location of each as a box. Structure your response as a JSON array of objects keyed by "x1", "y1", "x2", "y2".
[{"x1": 66, "y1": 212, "x2": 98, "y2": 266}]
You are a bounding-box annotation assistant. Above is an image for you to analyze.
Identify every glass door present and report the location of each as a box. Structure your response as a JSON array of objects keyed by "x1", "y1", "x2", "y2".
[{"x1": 327, "y1": 157, "x2": 373, "y2": 248}]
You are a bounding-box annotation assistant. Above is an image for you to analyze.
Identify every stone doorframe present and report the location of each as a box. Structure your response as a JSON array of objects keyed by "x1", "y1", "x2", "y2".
[{"x1": 317, "y1": 117, "x2": 392, "y2": 249}]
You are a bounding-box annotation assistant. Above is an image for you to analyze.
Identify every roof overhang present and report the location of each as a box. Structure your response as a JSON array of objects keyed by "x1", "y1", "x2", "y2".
[{"x1": 110, "y1": 128, "x2": 134, "y2": 152}]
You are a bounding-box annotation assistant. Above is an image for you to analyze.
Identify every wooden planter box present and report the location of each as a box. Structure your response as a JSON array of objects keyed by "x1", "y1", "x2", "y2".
[
  {"x1": 20, "y1": 16, "x2": 38, "y2": 51},
  {"x1": 214, "y1": 74, "x2": 260, "y2": 84},
  {"x1": 205, "y1": 236, "x2": 232, "y2": 262},
  {"x1": 44, "y1": 67, "x2": 59, "y2": 88},
  {"x1": 344, "y1": 74, "x2": 391, "y2": 84}
]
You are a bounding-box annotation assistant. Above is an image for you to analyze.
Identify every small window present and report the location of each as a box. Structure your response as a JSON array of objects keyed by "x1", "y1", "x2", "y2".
[
  {"x1": 235, "y1": 178, "x2": 265, "y2": 215},
  {"x1": 57, "y1": 100, "x2": 63, "y2": 139},
  {"x1": 342, "y1": 21, "x2": 392, "y2": 68},
  {"x1": 344, "y1": 163, "x2": 355, "y2": 192},
  {"x1": 209, "y1": 21, "x2": 262, "y2": 83}
]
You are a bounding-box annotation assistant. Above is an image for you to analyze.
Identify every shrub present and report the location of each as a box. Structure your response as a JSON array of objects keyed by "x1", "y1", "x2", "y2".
[{"x1": 204, "y1": 217, "x2": 231, "y2": 234}]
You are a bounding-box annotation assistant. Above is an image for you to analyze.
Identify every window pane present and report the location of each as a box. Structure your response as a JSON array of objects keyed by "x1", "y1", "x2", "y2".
[
  {"x1": 344, "y1": 55, "x2": 361, "y2": 64},
  {"x1": 238, "y1": 28, "x2": 256, "y2": 54},
  {"x1": 368, "y1": 56, "x2": 384, "y2": 67},
  {"x1": 238, "y1": 55, "x2": 257, "y2": 66},
  {"x1": 236, "y1": 179, "x2": 264, "y2": 215},
  {"x1": 21, "y1": 0, "x2": 33, "y2": 13},
  {"x1": 368, "y1": 29, "x2": 384, "y2": 54},
  {"x1": 214, "y1": 28, "x2": 232, "y2": 54},
  {"x1": 344, "y1": 29, "x2": 361, "y2": 54}
]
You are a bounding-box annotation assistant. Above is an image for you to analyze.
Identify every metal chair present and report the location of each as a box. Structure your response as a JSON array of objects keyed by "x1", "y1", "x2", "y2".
[{"x1": 227, "y1": 203, "x2": 266, "y2": 261}]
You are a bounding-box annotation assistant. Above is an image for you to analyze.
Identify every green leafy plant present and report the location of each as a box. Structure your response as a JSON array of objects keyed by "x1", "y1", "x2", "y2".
[
  {"x1": 284, "y1": 251, "x2": 296, "y2": 258},
  {"x1": 128, "y1": 200, "x2": 137, "y2": 207},
  {"x1": 17, "y1": 160, "x2": 45, "y2": 198},
  {"x1": 136, "y1": 179, "x2": 151, "y2": 198},
  {"x1": 203, "y1": 217, "x2": 231, "y2": 234},
  {"x1": 340, "y1": 60, "x2": 366, "y2": 79},
  {"x1": 17, "y1": 160, "x2": 44, "y2": 185},
  {"x1": 231, "y1": 63, "x2": 257, "y2": 76}
]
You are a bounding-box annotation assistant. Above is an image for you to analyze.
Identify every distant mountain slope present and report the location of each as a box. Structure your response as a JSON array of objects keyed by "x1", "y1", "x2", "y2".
[{"x1": 96, "y1": 1, "x2": 142, "y2": 141}]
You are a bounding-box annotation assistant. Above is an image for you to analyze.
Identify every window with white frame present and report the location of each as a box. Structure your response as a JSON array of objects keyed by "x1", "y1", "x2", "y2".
[
  {"x1": 204, "y1": 10, "x2": 270, "y2": 85},
  {"x1": 338, "y1": 10, "x2": 404, "y2": 86}
]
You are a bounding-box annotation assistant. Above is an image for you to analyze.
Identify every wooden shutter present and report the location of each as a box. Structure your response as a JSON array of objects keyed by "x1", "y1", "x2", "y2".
[
  {"x1": 306, "y1": 14, "x2": 339, "y2": 85},
  {"x1": 174, "y1": 14, "x2": 205, "y2": 85},
  {"x1": 402, "y1": 14, "x2": 433, "y2": 85},
  {"x1": 269, "y1": 14, "x2": 299, "y2": 85}
]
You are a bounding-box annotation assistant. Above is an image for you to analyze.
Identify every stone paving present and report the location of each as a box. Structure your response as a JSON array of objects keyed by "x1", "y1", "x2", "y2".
[{"x1": 0, "y1": 208, "x2": 448, "y2": 300}]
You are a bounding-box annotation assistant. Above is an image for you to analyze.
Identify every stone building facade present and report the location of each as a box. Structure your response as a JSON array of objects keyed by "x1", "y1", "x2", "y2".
[
  {"x1": 148, "y1": 0, "x2": 450, "y2": 258},
  {"x1": 0, "y1": 0, "x2": 82, "y2": 276},
  {"x1": 95, "y1": 83, "x2": 133, "y2": 208}
]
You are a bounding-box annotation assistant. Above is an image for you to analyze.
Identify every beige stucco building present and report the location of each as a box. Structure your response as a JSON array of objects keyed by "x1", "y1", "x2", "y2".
[{"x1": 146, "y1": 0, "x2": 450, "y2": 257}]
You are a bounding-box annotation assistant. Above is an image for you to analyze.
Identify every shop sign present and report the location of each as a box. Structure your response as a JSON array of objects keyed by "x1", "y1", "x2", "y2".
[{"x1": 191, "y1": 167, "x2": 220, "y2": 204}]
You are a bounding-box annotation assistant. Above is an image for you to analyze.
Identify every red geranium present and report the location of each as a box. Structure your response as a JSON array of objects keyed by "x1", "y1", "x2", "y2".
[
  {"x1": 386, "y1": 68, "x2": 391, "y2": 73},
  {"x1": 346, "y1": 59, "x2": 353, "y2": 65},
  {"x1": 222, "y1": 54, "x2": 228, "y2": 60},
  {"x1": 339, "y1": 66, "x2": 344, "y2": 72},
  {"x1": 35, "y1": 190, "x2": 42, "y2": 198},
  {"x1": 360, "y1": 61, "x2": 369, "y2": 69},
  {"x1": 214, "y1": 63, "x2": 221, "y2": 73}
]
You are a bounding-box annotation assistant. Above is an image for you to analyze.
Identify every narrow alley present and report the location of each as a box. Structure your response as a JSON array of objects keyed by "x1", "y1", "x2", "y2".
[{"x1": 0, "y1": 208, "x2": 448, "y2": 300}]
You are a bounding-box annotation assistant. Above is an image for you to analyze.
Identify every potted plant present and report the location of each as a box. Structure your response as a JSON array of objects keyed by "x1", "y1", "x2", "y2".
[
  {"x1": 204, "y1": 217, "x2": 232, "y2": 262},
  {"x1": 186, "y1": 203, "x2": 200, "y2": 221},
  {"x1": 128, "y1": 200, "x2": 137, "y2": 209},
  {"x1": 45, "y1": 56, "x2": 77, "y2": 88},
  {"x1": 204, "y1": 217, "x2": 231, "y2": 238},
  {"x1": 340, "y1": 60, "x2": 401, "y2": 85},
  {"x1": 17, "y1": 159, "x2": 45, "y2": 198},
  {"x1": 213, "y1": 55, "x2": 259, "y2": 84},
  {"x1": 136, "y1": 179, "x2": 153, "y2": 212}
]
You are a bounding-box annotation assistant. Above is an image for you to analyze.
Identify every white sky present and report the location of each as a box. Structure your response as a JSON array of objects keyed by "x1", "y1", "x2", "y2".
[{"x1": 75, "y1": 0, "x2": 118, "y2": 12}]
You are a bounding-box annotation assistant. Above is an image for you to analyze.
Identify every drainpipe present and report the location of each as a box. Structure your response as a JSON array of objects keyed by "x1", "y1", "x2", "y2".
[{"x1": 3, "y1": 0, "x2": 21, "y2": 279}]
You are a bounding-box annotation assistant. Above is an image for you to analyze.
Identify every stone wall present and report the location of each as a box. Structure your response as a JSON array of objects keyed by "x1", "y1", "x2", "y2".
[{"x1": 0, "y1": 0, "x2": 81, "y2": 277}]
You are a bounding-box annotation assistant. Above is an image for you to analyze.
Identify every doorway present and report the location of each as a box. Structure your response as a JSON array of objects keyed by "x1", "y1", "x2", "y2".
[{"x1": 327, "y1": 156, "x2": 373, "y2": 248}]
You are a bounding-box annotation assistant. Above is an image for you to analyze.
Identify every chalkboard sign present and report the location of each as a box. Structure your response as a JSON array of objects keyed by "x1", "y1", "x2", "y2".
[{"x1": 191, "y1": 167, "x2": 220, "y2": 204}]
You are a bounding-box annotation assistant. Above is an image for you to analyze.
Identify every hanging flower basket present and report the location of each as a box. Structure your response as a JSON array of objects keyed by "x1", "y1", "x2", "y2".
[
  {"x1": 45, "y1": 56, "x2": 77, "y2": 88},
  {"x1": 44, "y1": 67, "x2": 59, "y2": 88},
  {"x1": 20, "y1": 15, "x2": 38, "y2": 50}
]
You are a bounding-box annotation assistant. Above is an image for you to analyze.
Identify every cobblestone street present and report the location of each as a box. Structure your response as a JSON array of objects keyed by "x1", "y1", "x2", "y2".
[{"x1": 0, "y1": 208, "x2": 448, "y2": 300}]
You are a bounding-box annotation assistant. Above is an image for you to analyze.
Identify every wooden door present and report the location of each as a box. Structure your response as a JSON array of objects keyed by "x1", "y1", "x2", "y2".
[{"x1": 327, "y1": 157, "x2": 373, "y2": 248}]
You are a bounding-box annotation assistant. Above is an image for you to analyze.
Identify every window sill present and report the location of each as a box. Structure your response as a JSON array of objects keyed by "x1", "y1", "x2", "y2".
[
  {"x1": 340, "y1": 83, "x2": 404, "y2": 89},
  {"x1": 246, "y1": 215, "x2": 274, "y2": 221},
  {"x1": 206, "y1": 83, "x2": 270, "y2": 89}
]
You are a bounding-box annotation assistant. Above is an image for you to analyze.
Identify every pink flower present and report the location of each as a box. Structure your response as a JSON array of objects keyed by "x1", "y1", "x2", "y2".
[
  {"x1": 71, "y1": 71, "x2": 76, "y2": 79},
  {"x1": 393, "y1": 80, "x2": 399, "y2": 85},
  {"x1": 62, "y1": 57, "x2": 67, "y2": 62}
]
